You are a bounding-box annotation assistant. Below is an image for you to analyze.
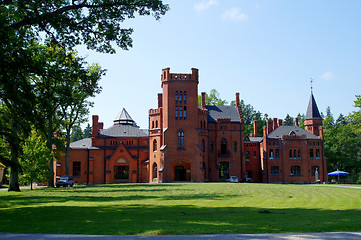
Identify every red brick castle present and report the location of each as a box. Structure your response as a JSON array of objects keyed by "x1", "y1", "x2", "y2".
[{"x1": 56, "y1": 68, "x2": 327, "y2": 184}]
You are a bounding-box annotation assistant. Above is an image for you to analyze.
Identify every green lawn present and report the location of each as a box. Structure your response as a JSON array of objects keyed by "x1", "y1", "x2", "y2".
[{"x1": 0, "y1": 183, "x2": 360, "y2": 235}]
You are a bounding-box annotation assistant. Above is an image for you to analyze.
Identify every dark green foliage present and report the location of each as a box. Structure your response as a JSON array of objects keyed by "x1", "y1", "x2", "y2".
[
  {"x1": 283, "y1": 114, "x2": 294, "y2": 126},
  {"x1": 296, "y1": 113, "x2": 305, "y2": 129},
  {"x1": 83, "y1": 124, "x2": 92, "y2": 138}
]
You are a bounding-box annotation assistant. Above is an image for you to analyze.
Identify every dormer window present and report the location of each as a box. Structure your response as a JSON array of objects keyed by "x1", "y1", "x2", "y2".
[{"x1": 289, "y1": 131, "x2": 296, "y2": 136}]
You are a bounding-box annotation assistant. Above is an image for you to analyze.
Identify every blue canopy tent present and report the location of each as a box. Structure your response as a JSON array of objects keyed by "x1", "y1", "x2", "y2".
[{"x1": 328, "y1": 169, "x2": 350, "y2": 184}]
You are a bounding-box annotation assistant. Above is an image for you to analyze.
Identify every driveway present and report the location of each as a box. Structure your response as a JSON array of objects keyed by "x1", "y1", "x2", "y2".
[{"x1": 1, "y1": 232, "x2": 361, "y2": 240}]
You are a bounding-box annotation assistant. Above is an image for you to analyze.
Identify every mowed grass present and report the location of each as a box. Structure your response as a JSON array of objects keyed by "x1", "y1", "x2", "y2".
[{"x1": 0, "y1": 183, "x2": 360, "y2": 235}]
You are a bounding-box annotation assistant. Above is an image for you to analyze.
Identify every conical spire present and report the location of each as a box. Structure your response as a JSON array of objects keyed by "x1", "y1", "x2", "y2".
[
  {"x1": 305, "y1": 92, "x2": 322, "y2": 120},
  {"x1": 114, "y1": 108, "x2": 134, "y2": 125}
]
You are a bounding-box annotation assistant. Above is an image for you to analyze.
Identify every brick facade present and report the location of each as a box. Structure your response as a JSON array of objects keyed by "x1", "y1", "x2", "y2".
[{"x1": 56, "y1": 68, "x2": 327, "y2": 184}]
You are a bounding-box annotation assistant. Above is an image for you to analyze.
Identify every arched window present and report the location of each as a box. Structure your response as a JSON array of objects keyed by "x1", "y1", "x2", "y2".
[
  {"x1": 178, "y1": 130, "x2": 184, "y2": 149},
  {"x1": 152, "y1": 121, "x2": 154, "y2": 129},
  {"x1": 183, "y1": 91, "x2": 187, "y2": 103},
  {"x1": 156, "y1": 120, "x2": 158, "y2": 128},
  {"x1": 298, "y1": 150, "x2": 301, "y2": 159},
  {"x1": 179, "y1": 91, "x2": 182, "y2": 103},
  {"x1": 153, "y1": 163, "x2": 157, "y2": 179},
  {"x1": 183, "y1": 106, "x2": 187, "y2": 120},
  {"x1": 293, "y1": 149, "x2": 297, "y2": 159},
  {"x1": 204, "y1": 121, "x2": 206, "y2": 128},
  {"x1": 221, "y1": 139, "x2": 227, "y2": 155},
  {"x1": 175, "y1": 106, "x2": 178, "y2": 119},
  {"x1": 289, "y1": 149, "x2": 292, "y2": 159},
  {"x1": 153, "y1": 139, "x2": 157, "y2": 152},
  {"x1": 175, "y1": 91, "x2": 178, "y2": 103}
]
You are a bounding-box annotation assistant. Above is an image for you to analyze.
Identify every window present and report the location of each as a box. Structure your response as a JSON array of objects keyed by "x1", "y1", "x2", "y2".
[
  {"x1": 291, "y1": 166, "x2": 301, "y2": 176},
  {"x1": 153, "y1": 139, "x2": 157, "y2": 152},
  {"x1": 289, "y1": 149, "x2": 292, "y2": 159},
  {"x1": 271, "y1": 166, "x2": 279, "y2": 176},
  {"x1": 246, "y1": 151, "x2": 250, "y2": 161},
  {"x1": 156, "y1": 120, "x2": 158, "y2": 128},
  {"x1": 204, "y1": 121, "x2": 206, "y2": 128},
  {"x1": 254, "y1": 151, "x2": 257, "y2": 158},
  {"x1": 179, "y1": 106, "x2": 183, "y2": 119},
  {"x1": 152, "y1": 121, "x2": 154, "y2": 129},
  {"x1": 153, "y1": 163, "x2": 157, "y2": 179},
  {"x1": 219, "y1": 162, "x2": 229, "y2": 179},
  {"x1": 175, "y1": 91, "x2": 178, "y2": 103},
  {"x1": 183, "y1": 91, "x2": 187, "y2": 103},
  {"x1": 269, "y1": 149, "x2": 274, "y2": 159},
  {"x1": 221, "y1": 139, "x2": 227, "y2": 155},
  {"x1": 73, "y1": 162, "x2": 81, "y2": 177},
  {"x1": 178, "y1": 130, "x2": 184, "y2": 149},
  {"x1": 310, "y1": 149, "x2": 314, "y2": 159},
  {"x1": 312, "y1": 166, "x2": 319, "y2": 176},
  {"x1": 179, "y1": 91, "x2": 182, "y2": 103},
  {"x1": 183, "y1": 106, "x2": 187, "y2": 120},
  {"x1": 202, "y1": 139, "x2": 205, "y2": 152},
  {"x1": 210, "y1": 141, "x2": 214, "y2": 152},
  {"x1": 275, "y1": 149, "x2": 279, "y2": 159},
  {"x1": 114, "y1": 166, "x2": 129, "y2": 180},
  {"x1": 233, "y1": 142, "x2": 237, "y2": 152},
  {"x1": 298, "y1": 150, "x2": 301, "y2": 159},
  {"x1": 175, "y1": 106, "x2": 178, "y2": 120},
  {"x1": 316, "y1": 149, "x2": 320, "y2": 159},
  {"x1": 293, "y1": 149, "x2": 297, "y2": 159}
]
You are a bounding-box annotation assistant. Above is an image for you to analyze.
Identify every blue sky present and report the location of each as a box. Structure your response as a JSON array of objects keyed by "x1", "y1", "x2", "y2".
[{"x1": 77, "y1": 0, "x2": 361, "y2": 129}]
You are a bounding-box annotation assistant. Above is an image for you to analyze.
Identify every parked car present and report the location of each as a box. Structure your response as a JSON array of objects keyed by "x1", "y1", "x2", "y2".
[
  {"x1": 56, "y1": 176, "x2": 74, "y2": 187},
  {"x1": 240, "y1": 178, "x2": 254, "y2": 183},
  {"x1": 229, "y1": 176, "x2": 239, "y2": 183}
]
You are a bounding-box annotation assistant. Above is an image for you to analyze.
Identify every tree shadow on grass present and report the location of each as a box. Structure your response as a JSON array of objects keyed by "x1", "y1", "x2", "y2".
[{"x1": 0, "y1": 204, "x2": 360, "y2": 235}]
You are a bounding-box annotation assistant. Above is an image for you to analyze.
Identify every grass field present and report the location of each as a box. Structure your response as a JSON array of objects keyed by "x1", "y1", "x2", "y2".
[{"x1": 0, "y1": 183, "x2": 360, "y2": 235}]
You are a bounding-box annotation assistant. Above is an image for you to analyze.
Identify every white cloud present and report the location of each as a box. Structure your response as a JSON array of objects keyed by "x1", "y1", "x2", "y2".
[
  {"x1": 321, "y1": 71, "x2": 335, "y2": 80},
  {"x1": 194, "y1": 0, "x2": 219, "y2": 11},
  {"x1": 222, "y1": 7, "x2": 248, "y2": 21}
]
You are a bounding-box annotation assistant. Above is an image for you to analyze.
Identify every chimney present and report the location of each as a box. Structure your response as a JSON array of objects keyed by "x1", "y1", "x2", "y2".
[
  {"x1": 278, "y1": 119, "x2": 283, "y2": 126},
  {"x1": 158, "y1": 93, "x2": 163, "y2": 108},
  {"x1": 235, "y1": 92, "x2": 240, "y2": 107},
  {"x1": 201, "y1": 92, "x2": 206, "y2": 108},
  {"x1": 273, "y1": 118, "x2": 278, "y2": 129},
  {"x1": 162, "y1": 68, "x2": 170, "y2": 81},
  {"x1": 98, "y1": 122, "x2": 104, "y2": 130},
  {"x1": 263, "y1": 126, "x2": 267, "y2": 137},
  {"x1": 92, "y1": 115, "x2": 99, "y2": 137},
  {"x1": 191, "y1": 68, "x2": 199, "y2": 81},
  {"x1": 253, "y1": 120, "x2": 258, "y2": 137},
  {"x1": 319, "y1": 126, "x2": 323, "y2": 140},
  {"x1": 267, "y1": 119, "x2": 273, "y2": 134},
  {"x1": 295, "y1": 118, "x2": 299, "y2": 127}
]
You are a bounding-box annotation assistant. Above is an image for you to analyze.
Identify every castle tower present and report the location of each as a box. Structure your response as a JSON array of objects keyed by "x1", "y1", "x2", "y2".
[
  {"x1": 304, "y1": 91, "x2": 323, "y2": 136},
  {"x1": 149, "y1": 68, "x2": 202, "y2": 182}
]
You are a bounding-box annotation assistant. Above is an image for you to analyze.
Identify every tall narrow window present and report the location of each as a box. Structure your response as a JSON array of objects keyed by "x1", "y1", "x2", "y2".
[
  {"x1": 73, "y1": 162, "x2": 81, "y2": 177},
  {"x1": 152, "y1": 121, "x2": 154, "y2": 129},
  {"x1": 289, "y1": 149, "x2": 292, "y2": 159},
  {"x1": 275, "y1": 149, "x2": 279, "y2": 159},
  {"x1": 293, "y1": 149, "x2": 297, "y2": 159},
  {"x1": 298, "y1": 150, "x2": 301, "y2": 159},
  {"x1": 269, "y1": 149, "x2": 274, "y2": 159},
  {"x1": 233, "y1": 142, "x2": 237, "y2": 152},
  {"x1": 156, "y1": 120, "x2": 158, "y2": 128},
  {"x1": 183, "y1": 91, "x2": 187, "y2": 103},
  {"x1": 175, "y1": 91, "x2": 178, "y2": 103},
  {"x1": 178, "y1": 130, "x2": 184, "y2": 149},
  {"x1": 175, "y1": 106, "x2": 178, "y2": 120},
  {"x1": 153, "y1": 139, "x2": 157, "y2": 152},
  {"x1": 221, "y1": 139, "x2": 227, "y2": 155},
  {"x1": 254, "y1": 151, "x2": 257, "y2": 158},
  {"x1": 246, "y1": 151, "x2": 250, "y2": 161},
  {"x1": 153, "y1": 163, "x2": 157, "y2": 179},
  {"x1": 210, "y1": 141, "x2": 214, "y2": 152},
  {"x1": 179, "y1": 91, "x2": 182, "y2": 103},
  {"x1": 316, "y1": 149, "x2": 320, "y2": 159},
  {"x1": 179, "y1": 106, "x2": 183, "y2": 119},
  {"x1": 202, "y1": 139, "x2": 205, "y2": 152},
  {"x1": 310, "y1": 149, "x2": 314, "y2": 159},
  {"x1": 183, "y1": 106, "x2": 187, "y2": 120}
]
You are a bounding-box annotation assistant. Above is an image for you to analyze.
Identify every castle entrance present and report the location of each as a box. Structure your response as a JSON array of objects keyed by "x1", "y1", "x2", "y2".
[{"x1": 175, "y1": 166, "x2": 186, "y2": 181}]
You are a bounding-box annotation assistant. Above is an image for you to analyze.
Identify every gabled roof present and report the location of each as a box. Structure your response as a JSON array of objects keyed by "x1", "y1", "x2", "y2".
[
  {"x1": 267, "y1": 126, "x2": 321, "y2": 140},
  {"x1": 305, "y1": 92, "x2": 322, "y2": 120},
  {"x1": 114, "y1": 108, "x2": 134, "y2": 124},
  {"x1": 99, "y1": 124, "x2": 148, "y2": 138},
  {"x1": 205, "y1": 105, "x2": 240, "y2": 123},
  {"x1": 70, "y1": 138, "x2": 93, "y2": 149}
]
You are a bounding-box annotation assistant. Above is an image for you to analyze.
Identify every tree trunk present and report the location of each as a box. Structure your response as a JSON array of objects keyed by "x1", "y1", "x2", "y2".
[
  {"x1": 65, "y1": 127, "x2": 71, "y2": 175},
  {"x1": 8, "y1": 123, "x2": 20, "y2": 192},
  {"x1": 47, "y1": 115, "x2": 54, "y2": 188}
]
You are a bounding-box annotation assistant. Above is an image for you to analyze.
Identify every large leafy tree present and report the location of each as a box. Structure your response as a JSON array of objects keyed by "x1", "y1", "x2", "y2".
[
  {"x1": 0, "y1": 0, "x2": 168, "y2": 191},
  {"x1": 283, "y1": 114, "x2": 294, "y2": 126},
  {"x1": 348, "y1": 95, "x2": 361, "y2": 134}
]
